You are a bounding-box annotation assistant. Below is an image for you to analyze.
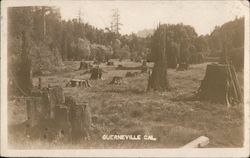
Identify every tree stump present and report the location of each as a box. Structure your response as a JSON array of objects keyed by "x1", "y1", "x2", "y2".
[
  {"x1": 147, "y1": 26, "x2": 170, "y2": 91},
  {"x1": 109, "y1": 76, "x2": 123, "y2": 85},
  {"x1": 197, "y1": 63, "x2": 242, "y2": 106},
  {"x1": 90, "y1": 67, "x2": 103, "y2": 80},
  {"x1": 67, "y1": 97, "x2": 91, "y2": 143},
  {"x1": 67, "y1": 79, "x2": 91, "y2": 88},
  {"x1": 80, "y1": 80, "x2": 91, "y2": 88},
  {"x1": 79, "y1": 61, "x2": 91, "y2": 70}
]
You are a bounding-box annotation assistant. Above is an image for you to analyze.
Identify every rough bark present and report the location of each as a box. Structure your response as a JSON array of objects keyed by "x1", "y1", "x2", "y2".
[
  {"x1": 147, "y1": 27, "x2": 170, "y2": 91},
  {"x1": 197, "y1": 63, "x2": 242, "y2": 106}
]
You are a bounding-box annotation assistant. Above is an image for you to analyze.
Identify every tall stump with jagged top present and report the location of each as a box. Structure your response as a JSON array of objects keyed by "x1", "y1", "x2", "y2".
[{"x1": 148, "y1": 26, "x2": 170, "y2": 91}]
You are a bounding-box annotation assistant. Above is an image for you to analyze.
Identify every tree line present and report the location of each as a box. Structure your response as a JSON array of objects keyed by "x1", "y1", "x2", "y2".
[{"x1": 8, "y1": 6, "x2": 244, "y2": 75}]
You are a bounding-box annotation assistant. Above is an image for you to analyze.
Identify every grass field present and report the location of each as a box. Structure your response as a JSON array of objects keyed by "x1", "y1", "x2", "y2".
[{"x1": 8, "y1": 60, "x2": 244, "y2": 149}]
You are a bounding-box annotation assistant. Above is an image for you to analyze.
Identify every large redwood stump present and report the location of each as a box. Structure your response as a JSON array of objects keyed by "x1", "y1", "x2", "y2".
[{"x1": 197, "y1": 63, "x2": 242, "y2": 106}]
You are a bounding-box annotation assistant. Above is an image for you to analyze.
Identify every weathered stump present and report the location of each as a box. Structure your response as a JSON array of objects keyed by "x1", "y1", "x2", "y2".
[
  {"x1": 197, "y1": 63, "x2": 242, "y2": 106},
  {"x1": 90, "y1": 67, "x2": 103, "y2": 80},
  {"x1": 79, "y1": 61, "x2": 91, "y2": 70},
  {"x1": 147, "y1": 26, "x2": 170, "y2": 91},
  {"x1": 109, "y1": 76, "x2": 123, "y2": 85},
  {"x1": 67, "y1": 97, "x2": 91, "y2": 143}
]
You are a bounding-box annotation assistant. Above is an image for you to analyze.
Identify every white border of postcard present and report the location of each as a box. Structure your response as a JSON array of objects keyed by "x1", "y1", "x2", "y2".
[{"x1": 1, "y1": 0, "x2": 250, "y2": 157}]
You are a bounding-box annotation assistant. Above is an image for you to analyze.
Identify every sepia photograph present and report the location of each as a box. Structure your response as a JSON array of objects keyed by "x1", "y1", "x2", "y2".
[{"x1": 1, "y1": 0, "x2": 249, "y2": 157}]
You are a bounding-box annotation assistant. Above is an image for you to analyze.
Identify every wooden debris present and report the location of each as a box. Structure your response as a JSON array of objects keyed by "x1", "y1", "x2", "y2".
[{"x1": 181, "y1": 136, "x2": 209, "y2": 148}]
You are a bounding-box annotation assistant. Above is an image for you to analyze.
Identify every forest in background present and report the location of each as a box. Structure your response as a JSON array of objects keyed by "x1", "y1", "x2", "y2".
[{"x1": 8, "y1": 6, "x2": 244, "y2": 75}]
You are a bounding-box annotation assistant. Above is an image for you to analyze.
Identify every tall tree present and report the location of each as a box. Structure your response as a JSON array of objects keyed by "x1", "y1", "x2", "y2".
[{"x1": 111, "y1": 8, "x2": 122, "y2": 34}]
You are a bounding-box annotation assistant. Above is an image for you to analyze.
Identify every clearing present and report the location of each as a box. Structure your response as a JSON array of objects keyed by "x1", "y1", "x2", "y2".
[{"x1": 8, "y1": 60, "x2": 244, "y2": 149}]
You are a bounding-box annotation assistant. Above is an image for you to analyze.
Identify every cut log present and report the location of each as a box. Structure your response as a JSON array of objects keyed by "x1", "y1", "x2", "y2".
[
  {"x1": 181, "y1": 136, "x2": 209, "y2": 148},
  {"x1": 109, "y1": 76, "x2": 123, "y2": 85}
]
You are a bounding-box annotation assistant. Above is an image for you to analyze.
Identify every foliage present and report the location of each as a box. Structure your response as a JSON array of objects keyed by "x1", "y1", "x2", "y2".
[
  {"x1": 8, "y1": 6, "x2": 245, "y2": 75},
  {"x1": 90, "y1": 44, "x2": 113, "y2": 62},
  {"x1": 208, "y1": 17, "x2": 244, "y2": 70},
  {"x1": 148, "y1": 23, "x2": 199, "y2": 67}
]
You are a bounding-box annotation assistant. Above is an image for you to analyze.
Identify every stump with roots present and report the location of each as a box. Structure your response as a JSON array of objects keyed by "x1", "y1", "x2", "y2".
[
  {"x1": 176, "y1": 63, "x2": 189, "y2": 71},
  {"x1": 109, "y1": 76, "x2": 123, "y2": 85},
  {"x1": 66, "y1": 79, "x2": 91, "y2": 88},
  {"x1": 90, "y1": 67, "x2": 103, "y2": 80},
  {"x1": 24, "y1": 89, "x2": 93, "y2": 141},
  {"x1": 79, "y1": 61, "x2": 92, "y2": 70},
  {"x1": 197, "y1": 63, "x2": 242, "y2": 106}
]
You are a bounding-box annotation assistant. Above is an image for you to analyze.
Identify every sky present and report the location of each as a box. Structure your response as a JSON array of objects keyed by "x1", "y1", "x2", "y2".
[{"x1": 57, "y1": 0, "x2": 247, "y2": 35}]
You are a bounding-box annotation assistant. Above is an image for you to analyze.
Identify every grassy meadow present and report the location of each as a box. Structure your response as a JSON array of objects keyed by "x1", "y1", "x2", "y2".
[{"x1": 8, "y1": 60, "x2": 244, "y2": 149}]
